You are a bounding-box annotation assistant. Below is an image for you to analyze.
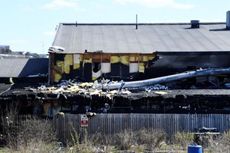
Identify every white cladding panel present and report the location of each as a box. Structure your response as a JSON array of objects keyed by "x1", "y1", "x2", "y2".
[
  {"x1": 73, "y1": 54, "x2": 80, "y2": 64},
  {"x1": 101, "y1": 63, "x2": 111, "y2": 73},
  {"x1": 92, "y1": 70, "x2": 102, "y2": 78},
  {"x1": 129, "y1": 63, "x2": 139, "y2": 73}
]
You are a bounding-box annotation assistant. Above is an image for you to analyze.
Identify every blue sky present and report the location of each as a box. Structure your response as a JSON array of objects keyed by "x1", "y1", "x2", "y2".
[{"x1": 0, "y1": 0, "x2": 229, "y2": 54}]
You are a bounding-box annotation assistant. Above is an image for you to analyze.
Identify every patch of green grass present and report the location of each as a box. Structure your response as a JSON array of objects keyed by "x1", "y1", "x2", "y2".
[{"x1": 0, "y1": 148, "x2": 9, "y2": 153}]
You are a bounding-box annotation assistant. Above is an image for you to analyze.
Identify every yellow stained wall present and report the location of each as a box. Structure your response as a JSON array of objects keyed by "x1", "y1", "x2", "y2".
[
  {"x1": 73, "y1": 54, "x2": 81, "y2": 69},
  {"x1": 51, "y1": 53, "x2": 156, "y2": 83},
  {"x1": 64, "y1": 54, "x2": 73, "y2": 74},
  {"x1": 111, "y1": 55, "x2": 120, "y2": 64},
  {"x1": 120, "y1": 55, "x2": 129, "y2": 65}
]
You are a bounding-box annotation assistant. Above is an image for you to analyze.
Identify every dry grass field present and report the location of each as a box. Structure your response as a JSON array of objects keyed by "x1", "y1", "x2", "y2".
[{"x1": 1, "y1": 110, "x2": 230, "y2": 153}]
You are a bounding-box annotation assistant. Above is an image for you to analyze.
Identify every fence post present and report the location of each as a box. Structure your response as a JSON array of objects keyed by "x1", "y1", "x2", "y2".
[{"x1": 55, "y1": 112, "x2": 66, "y2": 144}]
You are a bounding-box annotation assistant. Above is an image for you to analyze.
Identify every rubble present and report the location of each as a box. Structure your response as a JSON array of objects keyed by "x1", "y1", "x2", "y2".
[
  {"x1": 30, "y1": 80, "x2": 132, "y2": 100},
  {"x1": 30, "y1": 67, "x2": 230, "y2": 100},
  {"x1": 2, "y1": 67, "x2": 230, "y2": 115}
]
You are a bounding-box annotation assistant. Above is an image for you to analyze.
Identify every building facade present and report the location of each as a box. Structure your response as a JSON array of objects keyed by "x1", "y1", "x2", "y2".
[
  {"x1": 49, "y1": 19, "x2": 230, "y2": 83},
  {"x1": 49, "y1": 52, "x2": 156, "y2": 83}
]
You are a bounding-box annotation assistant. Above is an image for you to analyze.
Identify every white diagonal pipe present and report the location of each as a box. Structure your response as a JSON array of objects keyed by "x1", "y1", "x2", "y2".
[{"x1": 103, "y1": 68, "x2": 230, "y2": 90}]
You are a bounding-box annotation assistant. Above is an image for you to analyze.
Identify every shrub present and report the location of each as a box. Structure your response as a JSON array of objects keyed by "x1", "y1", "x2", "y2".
[
  {"x1": 135, "y1": 129, "x2": 166, "y2": 150},
  {"x1": 173, "y1": 132, "x2": 194, "y2": 149},
  {"x1": 206, "y1": 130, "x2": 230, "y2": 153},
  {"x1": 113, "y1": 130, "x2": 134, "y2": 150}
]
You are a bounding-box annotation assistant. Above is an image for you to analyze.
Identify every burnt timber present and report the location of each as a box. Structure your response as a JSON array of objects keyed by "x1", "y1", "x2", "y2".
[{"x1": 1, "y1": 87, "x2": 230, "y2": 115}]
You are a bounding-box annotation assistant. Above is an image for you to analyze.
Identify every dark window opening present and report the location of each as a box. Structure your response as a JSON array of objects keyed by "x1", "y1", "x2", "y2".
[
  {"x1": 92, "y1": 62, "x2": 101, "y2": 73},
  {"x1": 187, "y1": 66, "x2": 197, "y2": 71}
]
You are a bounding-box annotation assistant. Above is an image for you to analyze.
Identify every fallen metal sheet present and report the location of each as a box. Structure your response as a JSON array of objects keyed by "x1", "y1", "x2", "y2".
[{"x1": 103, "y1": 67, "x2": 230, "y2": 90}]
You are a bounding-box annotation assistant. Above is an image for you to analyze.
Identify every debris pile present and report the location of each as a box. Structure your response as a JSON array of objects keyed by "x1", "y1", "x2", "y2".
[
  {"x1": 29, "y1": 67, "x2": 230, "y2": 99},
  {"x1": 29, "y1": 79, "x2": 171, "y2": 100},
  {"x1": 30, "y1": 80, "x2": 133, "y2": 100}
]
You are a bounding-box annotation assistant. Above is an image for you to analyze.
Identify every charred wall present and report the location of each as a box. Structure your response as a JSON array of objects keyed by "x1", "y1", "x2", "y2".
[
  {"x1": 49, "y1": 52, "x2": 156, "y2": 83},
  {"x1": 50, "y1": 51, "x2": 230, "y2": 83},
  {"x1": 145, "y1": 51, "x2": 230, "y2": 78}
]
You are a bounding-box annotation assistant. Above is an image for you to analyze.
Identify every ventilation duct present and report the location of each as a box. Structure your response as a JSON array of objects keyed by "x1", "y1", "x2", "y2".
[
  {"x1": 191, "y1": 20, "x2": 200, "y2": 28},
  {"x1": 226, "y1": 11, "x2": 230, "y2": 29}
]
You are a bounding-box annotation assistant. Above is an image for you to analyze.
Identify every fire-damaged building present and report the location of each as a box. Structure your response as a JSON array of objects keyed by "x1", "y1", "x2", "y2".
[
  {"x1": 49, "y1": 12, "x2": 230, "y2": 84},
  {"x1": 2, "y1": 12, "x2": 230, "y2": 116},
  {"x1": 49, "y1": 25, "x2": 156, "y2": 83}
]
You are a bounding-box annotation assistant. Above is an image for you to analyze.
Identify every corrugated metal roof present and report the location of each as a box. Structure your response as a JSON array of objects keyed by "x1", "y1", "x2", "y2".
[
  {"x1": 0, "y1": 58, "x2": 48, "y2": 77},
  {"x1": 53, "y1": 23, "x2": 230, "y2": 53}
]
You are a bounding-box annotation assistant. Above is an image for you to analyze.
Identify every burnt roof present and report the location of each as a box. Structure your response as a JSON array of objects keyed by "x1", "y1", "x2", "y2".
[{"x1": 52, "y1": 22, "x2": 230, "y2": 54}]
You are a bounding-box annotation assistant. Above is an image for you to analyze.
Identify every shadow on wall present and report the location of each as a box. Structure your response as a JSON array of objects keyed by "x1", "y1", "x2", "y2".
[{"x1": 18, "y1": 58, "x2": 49, "y2": 77}]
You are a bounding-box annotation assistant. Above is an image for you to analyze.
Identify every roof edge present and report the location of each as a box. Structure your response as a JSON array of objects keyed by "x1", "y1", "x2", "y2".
[
  {"x1": 52, "y1": 23, "x2": 61, "y2": 46},
  {"x1": 61, "y1": 22, "x2": 226, "y2": 26}
]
